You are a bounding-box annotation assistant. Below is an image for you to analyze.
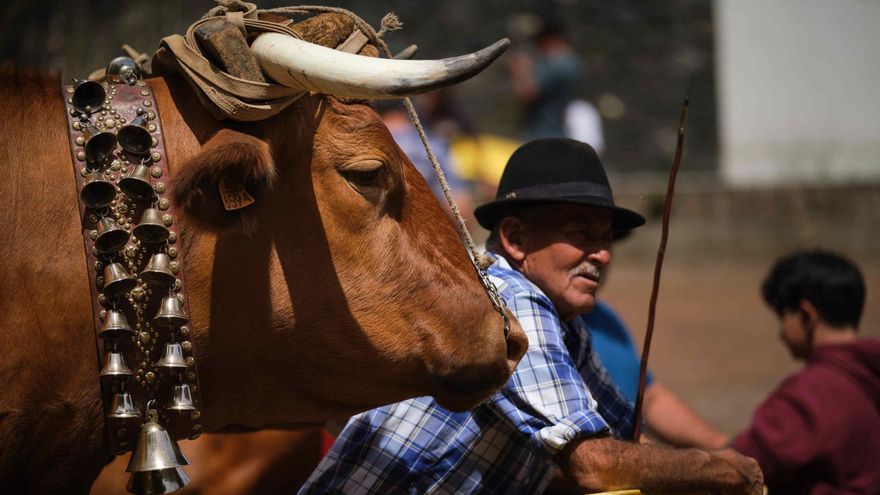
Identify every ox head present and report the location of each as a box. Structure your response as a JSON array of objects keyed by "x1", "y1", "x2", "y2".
[{"x1": 162, "y1": 21, "x2": 527, "y2": 428}]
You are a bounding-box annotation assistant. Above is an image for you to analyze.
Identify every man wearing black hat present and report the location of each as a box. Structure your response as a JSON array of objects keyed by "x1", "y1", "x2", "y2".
[{"x1": 301, "y1": 138, "x2": 763, "y2": 494}]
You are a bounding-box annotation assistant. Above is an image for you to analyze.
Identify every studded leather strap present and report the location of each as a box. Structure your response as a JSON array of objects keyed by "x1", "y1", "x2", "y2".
[{"x1": 63, "y1": 79, "x2": 203, "y2": 455}]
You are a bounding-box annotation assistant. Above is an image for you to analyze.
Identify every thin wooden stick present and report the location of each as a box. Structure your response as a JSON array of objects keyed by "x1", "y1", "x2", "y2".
[{"x1": 632, "y1": 97, "x2": 689, "y2": 441}]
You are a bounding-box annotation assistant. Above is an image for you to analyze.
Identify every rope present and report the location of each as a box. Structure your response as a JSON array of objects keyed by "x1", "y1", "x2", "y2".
[
  {"x1": 203, "y1": 0, "x2": 254, "y2": 18},
  {"x1": 632, "y1": 97, "x2": 689, "y2": 440},
  {"x1": 377, "y1": 13, "x2": 403, "y2": 38}
]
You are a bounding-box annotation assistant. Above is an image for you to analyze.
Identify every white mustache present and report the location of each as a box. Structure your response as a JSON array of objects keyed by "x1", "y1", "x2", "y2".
[{"x1": 569, "y1": 262, "x2": 602, "y2": 282}]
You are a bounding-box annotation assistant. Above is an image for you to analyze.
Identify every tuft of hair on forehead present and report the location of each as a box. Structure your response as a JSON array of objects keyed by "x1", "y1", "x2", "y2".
[
  {"x1": 170, "y1": 130, "x2": 276, "y2": 234},
  {"x1": 286, "y1": 12, "x2": 380, "y2": 57}
]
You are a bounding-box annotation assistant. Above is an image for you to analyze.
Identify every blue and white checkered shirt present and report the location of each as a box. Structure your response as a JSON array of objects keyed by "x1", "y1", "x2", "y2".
[{"x1": 300, "y1": 256, "x2": 635, "y2": 494}]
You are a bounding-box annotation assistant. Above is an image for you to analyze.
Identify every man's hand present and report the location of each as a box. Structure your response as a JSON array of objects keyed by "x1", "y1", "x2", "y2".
[
  {"x1": 557, "y1": 436, "x2": 764, "y2": 495},
  {"x1": 714, "y1": 448, "x2": 763, "y2": 495}
]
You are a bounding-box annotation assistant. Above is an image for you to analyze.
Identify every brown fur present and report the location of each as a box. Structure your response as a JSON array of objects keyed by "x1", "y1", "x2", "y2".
[
  {"x1": 0, "y1": 68, "x2": 108, "y2": 493},
  {"x1": 0, "y1": 57, "x2": 526, "y2": 494},
  {"x1": 170, "y1": 130, "x2": 276, "y2": 231},
  {"x1": 289, "y1": 13, "x2": 356, "y2": 48}
]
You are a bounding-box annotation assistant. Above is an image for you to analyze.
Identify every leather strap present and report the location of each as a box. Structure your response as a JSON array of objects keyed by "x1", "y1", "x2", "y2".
[{"x1": 63, "y1": 80, "x2": 203, "y2": 455}]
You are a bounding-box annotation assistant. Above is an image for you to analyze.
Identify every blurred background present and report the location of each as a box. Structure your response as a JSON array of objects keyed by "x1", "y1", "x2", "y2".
[{"x1": 5, "y1": 0, "x2": 878, "y2": 476}]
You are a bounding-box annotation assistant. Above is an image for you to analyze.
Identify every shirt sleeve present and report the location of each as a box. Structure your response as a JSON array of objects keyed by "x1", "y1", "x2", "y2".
[{"x1": 488, "y1": 286, "x2": 612, "y2": 456}]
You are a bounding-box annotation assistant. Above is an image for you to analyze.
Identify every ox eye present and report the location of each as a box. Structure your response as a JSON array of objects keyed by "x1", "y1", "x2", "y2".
[
  {"x1": 343, "y1": 168, "x2": 381, "y2": 187},
  {"x1": 339, "y1": 160, "x2": 387, "y2": 193}
]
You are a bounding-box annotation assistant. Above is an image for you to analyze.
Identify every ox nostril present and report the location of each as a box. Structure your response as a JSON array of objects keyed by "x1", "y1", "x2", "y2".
[{"x1": 502, "y1": 309, "x2": 528, "y2": 364}]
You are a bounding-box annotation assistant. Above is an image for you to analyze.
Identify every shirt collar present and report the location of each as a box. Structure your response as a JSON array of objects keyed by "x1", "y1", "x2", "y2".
[{"x1": 489, "y1": 252, "x2": 511, "y2": 270}]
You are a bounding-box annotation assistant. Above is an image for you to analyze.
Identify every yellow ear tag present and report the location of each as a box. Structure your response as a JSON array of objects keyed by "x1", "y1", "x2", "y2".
[{"x1": 219, "y1": 178, "x2": 255, "y2": 211}]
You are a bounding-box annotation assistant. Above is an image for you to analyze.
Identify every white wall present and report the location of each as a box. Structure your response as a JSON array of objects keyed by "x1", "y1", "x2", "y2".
[{"x1": 715, "y1": 0, "x2": 880, "y2": 186}]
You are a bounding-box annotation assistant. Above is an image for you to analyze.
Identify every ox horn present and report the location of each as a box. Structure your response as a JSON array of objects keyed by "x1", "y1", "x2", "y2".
[{"x1": 251, "y1": 34, "x2": 510, "y2": 99}]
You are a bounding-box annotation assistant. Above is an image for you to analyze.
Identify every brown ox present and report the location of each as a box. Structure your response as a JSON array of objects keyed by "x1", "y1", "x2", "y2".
[{"x1": 0, "y1": 22, "x2": 527, "y2": 494}]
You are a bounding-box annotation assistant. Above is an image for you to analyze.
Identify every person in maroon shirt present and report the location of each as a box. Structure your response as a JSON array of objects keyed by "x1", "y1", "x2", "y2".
[{"x1": 733, "y1": 250, "x2": 880, "y2": 495}]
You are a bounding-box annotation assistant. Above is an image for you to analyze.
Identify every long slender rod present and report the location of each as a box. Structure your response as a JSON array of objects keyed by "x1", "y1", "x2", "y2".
[{"x1": 632, "y1": 97, "x2": 689, "y2": 441}]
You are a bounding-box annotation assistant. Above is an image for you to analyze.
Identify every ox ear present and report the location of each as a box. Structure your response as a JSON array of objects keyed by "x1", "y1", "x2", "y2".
[{"x1": 170, "y1": 132, "x2": 276, "y2": 231}]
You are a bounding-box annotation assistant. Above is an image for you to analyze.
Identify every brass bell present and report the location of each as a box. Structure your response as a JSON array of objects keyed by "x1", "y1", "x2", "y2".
[
  {"x1": 140, "y1": 253, "x2": 175, "y2": 288},
  {"x1": 81, "y1": 172, "x2": 117, "y2": 209},
  {"x1": 107, "y1": 390, "x2": 140, "y2": 419},
  {"x1": 166, "y1": 383, "x2": 196, "y2": 411},
  {"x1": 126, "y1": 408, "x2": 189, "y2": 473},
  {"x1": 107, "y1": 56, "x2": 141, "y2": 86},
  {"x1": 95, "y1": 217, "x2": 131, "y2": 253},
  {"x1": 103, "y1": 262, "x2": 137, "y2": 297},
  {"x1": 153, "y1": 296, "x2": 188, "y2": 328},
  {"x1": 100, "y1": 349, "x2": 133, "y2": 377},
  {"x1": 82, "y1": 122, "x2": 118, "y2": 163},
  {"x1": 156, "y1": 342, "x2": 187, "y2": 370},
  {"x1": 119, "y1": 164, "x2": 154, "y2": 200},
  {"x1": 99, "y1": 309, "x2": 135, "y2": 339},
  {"x1": 118, "y1": 115, "x2": 152, "y2": 155},
  {"x1": 126, "y1": 467, "x2": 190, "y2": 495},
  {"x1": 133, "y1": 208, "x2": 169, "y2": 244},
  {"x1": 71, "y1": 79, "x2": 106, "y2": 114}
]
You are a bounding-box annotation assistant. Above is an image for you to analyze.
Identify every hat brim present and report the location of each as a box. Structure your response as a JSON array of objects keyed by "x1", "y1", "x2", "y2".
[{"x1": 474, "y1": 196, "x2": 646, "y2": 232}]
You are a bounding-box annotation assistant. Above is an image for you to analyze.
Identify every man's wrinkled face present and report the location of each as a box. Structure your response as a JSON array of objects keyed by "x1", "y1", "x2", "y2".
[{"x1": 517, "y1": 204, "x2": 612, "y2": 321}]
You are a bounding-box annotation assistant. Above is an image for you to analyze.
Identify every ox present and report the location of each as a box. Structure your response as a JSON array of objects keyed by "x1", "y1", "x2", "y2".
[{"x1": 0, "y1": 17, "x2": 527, "y2": 494}]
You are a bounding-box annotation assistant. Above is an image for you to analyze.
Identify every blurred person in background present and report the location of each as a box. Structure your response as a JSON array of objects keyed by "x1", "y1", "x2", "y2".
[
  {"x1": 564, "y1": 98, "x2": 604, "y2": 156},
  {"x1": 507, "y1": 19, "x2": 582, "y2": 140},
  {"x1": 417, "y1": 90, "x2": 521, "y2": 210},
  {"x1": 732, "y1": 250, "x2": 880, "y2": 494},
  {"x1": 416, "y1": 90, "x2": 477, "y2": 145},
  {"x1": 376, "y1": 99, "x2": 473, "y2": 223}
]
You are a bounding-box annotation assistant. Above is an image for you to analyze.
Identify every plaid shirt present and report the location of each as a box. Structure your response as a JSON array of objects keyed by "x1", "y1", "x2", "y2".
[{"x1": 300, "y1": 256, "x2": 635, "y2": 494}]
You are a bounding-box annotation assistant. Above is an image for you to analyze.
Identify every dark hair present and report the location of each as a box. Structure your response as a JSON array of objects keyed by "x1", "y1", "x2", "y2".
[
  {"x1": 485, "y1": 204, "x2": 543, "y2": 251},
  {"x1": 761, "y1": 250, "x2": 865, "y2": 328}
]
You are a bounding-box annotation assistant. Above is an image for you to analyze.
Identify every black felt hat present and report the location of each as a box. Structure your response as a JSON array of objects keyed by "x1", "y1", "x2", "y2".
[{"x1": 474, "y1": 138, "x2": 645, "y2": 232}]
